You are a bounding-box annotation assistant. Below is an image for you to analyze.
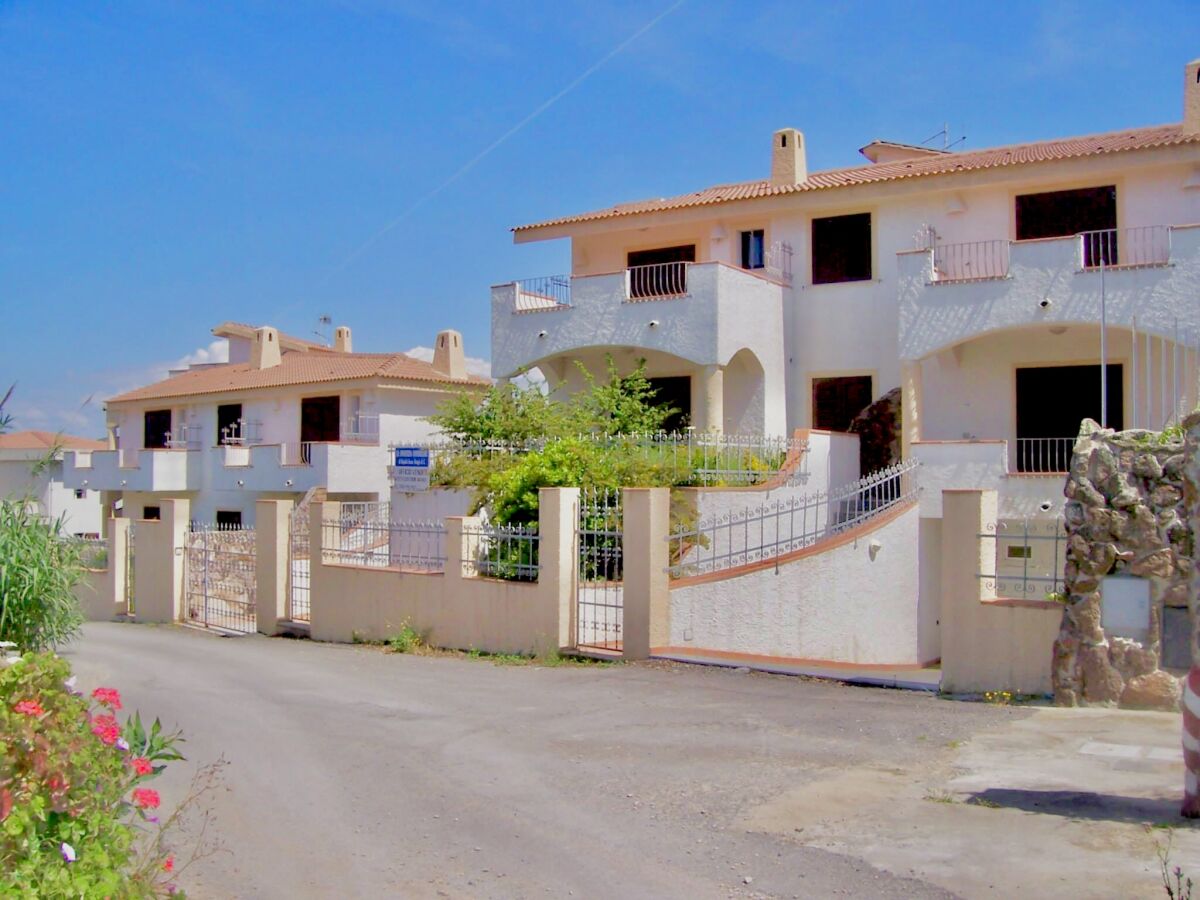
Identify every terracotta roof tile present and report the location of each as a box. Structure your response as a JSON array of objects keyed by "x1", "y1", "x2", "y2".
[
  {"x1": 0, "y1": 430, "x2": 107, "y2": 451},
  {"x1": 515, "y1": 123, "x2": 1200, "y2": 232},
  {"x1": 108, "y1": 350, "x2": 488, "y2": 404}
]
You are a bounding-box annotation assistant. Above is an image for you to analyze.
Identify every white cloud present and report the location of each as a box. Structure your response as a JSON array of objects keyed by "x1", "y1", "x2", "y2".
[
  {"x1": 173, "y1": 339, "x2": 229, "y2": 370},
  {"x1": 404, "y1": 345, "x2": 492, "y2": 379}
]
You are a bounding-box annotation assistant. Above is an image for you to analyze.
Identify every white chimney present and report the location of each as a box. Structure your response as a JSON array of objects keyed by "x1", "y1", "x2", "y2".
[
  {"x1": 250, "y1": 326, "x2": 281, "y2": 370},
  {"x1": 1185, "y1": 58, "x2": 1200, "y2": 136},
  {"x1": 770, "y1": 128, "x2": 807, "y2": 186},
  {"x1": 432, "y1": 329, "x2": 466, "y2": 380},
  {"x1": 334, "y1": 325, "x2": 352, "y2": 353}
]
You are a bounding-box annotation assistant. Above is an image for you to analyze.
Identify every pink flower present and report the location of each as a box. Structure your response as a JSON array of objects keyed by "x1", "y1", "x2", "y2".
[
  {"x1": 14, "y1": 699, "x2": 44, "y2": 717},
  {"x1": 132, "y1": 787, "x2": 160, "y2": 810},
  {"x1": 131, "y1": 757, "x2": 153, "y2": 776},
  {"x1": 90, "y1": 714, "x2": 120, "y2": 746},
  {"x1": 162, "y1": 856, "x2": 175, "y2": 874},
  {"x1": 91, "y1": 687, "x2": 122, "y2": 710}
]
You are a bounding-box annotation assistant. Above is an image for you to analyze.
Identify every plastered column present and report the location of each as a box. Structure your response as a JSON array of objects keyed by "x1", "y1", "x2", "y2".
[
  {"x1": 939, "y1": 490, "x2": 995, "y2": 693},
  {"x1": 308, "y1": 500, "x2": 339, "y2": 637},
  {"x1": 538, "y1": 487, "x2": 579, "y2": 651},
  {"x1": 900, "y1": 359, "x2": 923, "y2": 459},
  {"x1": 256, "y1": 499, "x2": 292, "y2": 635},
  {"x1": 621, "y1": 487, "x2": 671, "y2": 660},
  {"x1": 693, "y1": 365, "x2": 724, "y2": 433},
  {"x1": 106, "y1": 517, "x2": 130, "y2": 615},
  {"x1": 133, "y1": 498, "x2": 189, "y2": 624}
]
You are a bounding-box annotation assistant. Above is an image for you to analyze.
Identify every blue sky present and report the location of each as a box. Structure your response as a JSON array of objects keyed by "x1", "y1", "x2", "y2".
[{"x1": 3, "y1": 0, "x2": 1198, "y2": 435}]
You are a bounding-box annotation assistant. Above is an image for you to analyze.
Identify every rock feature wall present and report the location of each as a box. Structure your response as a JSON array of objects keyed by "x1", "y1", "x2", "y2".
[
  {"x1": 1052, "y1": 418, "x2": 1191, "y2": 710},
  {"x1": 849, "y1": 386, "x2": 901, "y2": 475}
]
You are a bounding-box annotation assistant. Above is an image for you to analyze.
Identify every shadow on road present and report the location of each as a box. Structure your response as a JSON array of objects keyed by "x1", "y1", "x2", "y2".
[{"x1": 967, "y1": 788, "x2": 1193, "y2": 825}]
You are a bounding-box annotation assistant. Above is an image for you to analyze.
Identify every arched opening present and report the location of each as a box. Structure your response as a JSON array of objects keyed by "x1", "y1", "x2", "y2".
[{"x1": 722, "y1": 348, "x2": 766, "y2": 434}]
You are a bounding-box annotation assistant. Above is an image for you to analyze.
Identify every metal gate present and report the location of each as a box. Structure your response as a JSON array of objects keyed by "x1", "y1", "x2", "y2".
[
  {"x1": 125, "y1": 527, "x2": 136, "y2": 615},
  {"x1": 184, "y1": 527, "x2": 257, "y2": 634},
  {"x1": 575, "y1": 488, "x2": 623, "y2": 651},
  {"x1": 288, "y1": 506, "x2": 310, "y2": 622}
]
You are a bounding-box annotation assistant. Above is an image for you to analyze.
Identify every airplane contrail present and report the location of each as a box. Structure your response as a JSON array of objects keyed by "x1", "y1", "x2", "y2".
[{"x1": 326, "y1": 0, "x2": 688, "y2": 277}]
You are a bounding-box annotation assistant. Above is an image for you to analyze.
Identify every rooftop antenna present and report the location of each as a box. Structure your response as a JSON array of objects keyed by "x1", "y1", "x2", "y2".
[
  {"x1": 313, "y1": 314, "x2": 332, "y2": 346},
  {"x1": 920, "y1": 122, "x2": 966, "y2": 151}
]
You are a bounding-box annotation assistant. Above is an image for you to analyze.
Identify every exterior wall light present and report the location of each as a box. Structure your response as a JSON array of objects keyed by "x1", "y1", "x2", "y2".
[
  {"x1": 237, "y1": 479, "x2": 245, "y2": 487},
  {"x1": 537, "y1": 330, "x2": 548, "y2": 338},
  {"x1": 648, "y1": 320, "x2": 660, "y2": 328},
  {"x1": 285, "y1": 479, "x2": 294, "y2": 487}
]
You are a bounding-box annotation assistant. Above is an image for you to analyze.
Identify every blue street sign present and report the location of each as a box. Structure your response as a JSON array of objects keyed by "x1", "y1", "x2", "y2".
[{"x1": 393, "y1": 446, "x2": 430, "y2": 469}]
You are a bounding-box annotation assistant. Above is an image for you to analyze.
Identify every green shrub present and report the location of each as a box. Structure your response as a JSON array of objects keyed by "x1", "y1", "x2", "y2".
[
  {"x1": 386, "y1": 622, "x2": 425, "y2": 654},
  {"x1": 0, "y1": 652, "x2": 183, "y2": 896},
  {"x1": 0, "y1": 501, "x2": 86, "y2": 652}
]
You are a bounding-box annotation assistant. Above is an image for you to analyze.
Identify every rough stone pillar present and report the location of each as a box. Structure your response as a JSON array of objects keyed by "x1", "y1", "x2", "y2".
[
  {"x1": 255, "y1": 499, "x2": 292, "y2": 635},
  {"x1": 1182, "y1": 411, "x2": 1200, "y2": 815},
  {"x1": 537, "y1": 487, "x2": 579, "y2": 652},
  {"x1": 693, "y1": 365, "x2": 724, "y2": 433},
  {"x1": 132, "y1": 498, "x2": 189, "y2": 624},
  {"x1": 900, "y1": 359, "x2": 922, "y2": 460},
  {"x1": 621, "y1": 487, "x2": 670, "y2": 660}
]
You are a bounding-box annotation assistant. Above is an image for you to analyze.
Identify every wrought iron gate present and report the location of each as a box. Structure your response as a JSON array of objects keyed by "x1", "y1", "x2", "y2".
[
  {"x1": 575, "y1": 488, "x2": 623, "y2": 651},
  {"x1": 184, "y1": 527, "x2": 257, "y2": 634},
  {"x1": 288, "y1": 506, "x2": 310, "y2": 622}
]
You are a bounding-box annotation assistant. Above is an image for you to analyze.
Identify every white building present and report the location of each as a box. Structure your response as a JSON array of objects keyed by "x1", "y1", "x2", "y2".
[
  {"x1": 491, "y1": 60, "x2": 1200, "y2": 659},
  {"x1": 63, "y1": 322, "x2": 487, "y2": 526},
  {"x1": 0, "y1": 430, "x2": 105, "y2": 536}
]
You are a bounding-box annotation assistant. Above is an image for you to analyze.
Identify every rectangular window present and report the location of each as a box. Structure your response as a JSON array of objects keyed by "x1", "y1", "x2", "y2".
[
  {"x1": 217, "y1": 403, "x2": 243, "y2": 445},
  {"x1": 143, "y1": 409, "x2": 172, "y2": 450},
  {"x1": 1015, "y1": 185, "x2": 1117, "y2": 265},
  {"x1": 812, "y1": 213, "x2": 872, "y2": 284},
  {"x1": 812, "y1": 375, "x2": 873, "y2": 433},
  {"x1": 740, "y1": 230, "x2": 765, "y2": 270},
  {"x1": 216, "y1": 510, "x2": 243, "y2": 529},
  {"x1": 143, "y1": 506, "x2": 161, "y2": 521}
]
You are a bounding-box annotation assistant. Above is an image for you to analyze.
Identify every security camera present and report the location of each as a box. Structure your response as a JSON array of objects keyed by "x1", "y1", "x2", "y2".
[
  {"x1": 1038, "y1": 299, "x2": 1052, "y2": 310},
  {"x1": 237, "y1": 479, "x2": 245, "y2": 487},
  {"x1": 1039, "y1": 500, "x2": 1053, "y2": 513}
]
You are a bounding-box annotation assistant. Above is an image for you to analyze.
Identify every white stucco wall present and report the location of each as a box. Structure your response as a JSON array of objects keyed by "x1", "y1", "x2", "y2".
[
  {"x1": 0, "y1": 457, "x2": 102, "y2": 535},
  {"x1": 668, "y1": 503, "x2": 921, "y2": 665}
]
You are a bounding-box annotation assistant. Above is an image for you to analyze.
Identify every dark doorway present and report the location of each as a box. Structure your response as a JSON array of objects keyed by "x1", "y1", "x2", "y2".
[
  {"x1": 1015, "y1": 364, "x2": 1123, "y2": 472},
  {"x1": 143, "y1": 410, "x2": 172, "y2": 449},
  {"x1": 812, "y1": 375, "x2": 873, "y2": 432},
  {"x1": 647, "y1": 377, "x2": 691, "y2": 432},
  {"x1": 217, "y1": 404, "x2": 243, "y2": 445},
  {"x1": 1015, "y1": 185, "x2": 1117, "y2": 266},
  {"x1": 627, "y1": 245, "x2": 695, "y2": 299},
  {"x1": 216, "y1": 509, "x2": 243, "y2": 530},
  {"x1": 301, "y1": 396, "x2": 341, "y2": 444}
]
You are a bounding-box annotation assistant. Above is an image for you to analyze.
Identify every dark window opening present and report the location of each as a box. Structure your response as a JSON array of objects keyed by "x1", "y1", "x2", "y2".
[
  {"x1": 647, "y1": 377, "x2": 691, "y2": 433},
  {"x1": 143, "y1": 409, "x2": 172, "y2": 450},
  {"x1": 812, "y1": 375, "x2": 873, "y2": 433},
  {"x1": 812, "y1": 213, "x2": 872, "y2": 284},
  {"x1": 217, "y1": 403, "x2": 243, "y2": 445},
  {"x1": 1015, "y1": 364, "x2": 1123, "y2": 473},
  {"x1": 301, "y1": 396, "x2": 341, "y2": 463},
  {"x1": 626, "y1": 244, "x2": 695, "y2": 299},
  {"x1": 740, "y1": 230, "x2": 765, "y2": 270},
  {"x1": 216, "y1": 510, "x2": 243, "y2": 529},
  {"x1": 143, "y1": 506, "x2": 161, "y2": 521},
  {"x1": 1015, "y1": 185, "x2": 1117, "y2": 265}
]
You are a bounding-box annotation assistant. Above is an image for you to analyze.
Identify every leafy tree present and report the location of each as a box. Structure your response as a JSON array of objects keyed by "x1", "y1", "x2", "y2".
[
  {"x1": 567, "y1": 356, "x2": 677, "y2": 436},
  {"x1": 428, "y1": 380, "x2": 567, "y2": 444}
]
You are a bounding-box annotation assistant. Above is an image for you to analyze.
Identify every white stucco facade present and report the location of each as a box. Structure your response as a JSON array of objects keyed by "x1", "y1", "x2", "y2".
[{"x1": 0, "y1": 454, "x2": 102, "y2": 536}]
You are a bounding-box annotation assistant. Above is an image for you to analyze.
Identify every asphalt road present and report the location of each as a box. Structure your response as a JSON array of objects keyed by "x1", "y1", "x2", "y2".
[{"x1": 66, "y1": 622, "x2": 1015, "y2": 899}]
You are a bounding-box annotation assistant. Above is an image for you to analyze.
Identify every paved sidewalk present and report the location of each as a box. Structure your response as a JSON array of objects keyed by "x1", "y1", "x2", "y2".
[{"x1": 653, "y1": 646, "x2": 942, "y2": 691}]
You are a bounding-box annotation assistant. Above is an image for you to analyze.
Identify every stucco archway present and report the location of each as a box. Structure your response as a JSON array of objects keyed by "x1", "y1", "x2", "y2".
[{"x1": 722, "y1": 348, "x2": 766, "y2": 434}]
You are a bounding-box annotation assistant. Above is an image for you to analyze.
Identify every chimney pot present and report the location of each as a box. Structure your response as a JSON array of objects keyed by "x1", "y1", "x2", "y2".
[
  {"x1": 771, "y1": 128, "x2": 807, "y2": 186},
  {"x1": 250, "y1": 326, "x2": 281, "y2": 370},
  {"x1": 334, "y1": 325, "x2": 352, "y2": 353},
  {"x1": 1185, "y1": 58, "x2": 1200, "y2": 136},
  {"x1": 432, "y1": 329, "x2": 467, "y2": 380}
]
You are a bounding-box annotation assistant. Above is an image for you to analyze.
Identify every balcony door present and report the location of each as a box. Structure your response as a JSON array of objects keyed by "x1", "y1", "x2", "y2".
[
  {"x1": 627, "y1": 244, "x2": 694, "y2": 299},
  {"x1": 217, "y1": 403, "x2": 243, "y2": 445},
  {"x1": 143, "y1": 409, "x2": 172, "y2": 449},
  {"x1": 300, "y1": 396, "x2": 341, "y2": 445},
  {"x1": 1015, "y1": 185, "x2": 1116, "y2": 266},
  {"x1": 1015, "y1": 364, "x2": 1123, "y2": 472}
]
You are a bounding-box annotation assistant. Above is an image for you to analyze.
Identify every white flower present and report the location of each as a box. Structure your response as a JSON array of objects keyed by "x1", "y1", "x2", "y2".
[
  {"x1": 60, "y1": 842, "x2": 77, "y2": 863},
  {"x1": 116, "y1": 738, "x2": 130, "y2": 752},
  {"x1": 63, "y1": 676, "x2": 81, "y2": 696}
]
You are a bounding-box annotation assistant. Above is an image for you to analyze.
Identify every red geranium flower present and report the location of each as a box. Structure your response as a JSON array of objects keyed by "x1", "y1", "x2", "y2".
[
  {"x1": 90, "y1": 714, "x2": 120, "y2": 746},
  {"x1": 162, "y1": 856, "x2": 175, "y2": 874},
  {"x1": 132, "y1": 787, "x2": 160, "y2": 810},
  {"x1": 91, "y1": 687, "x2": 122, "y2": 710},
  {"x1": 14, "y1": 699, "x2": 44, "y2": 717},
  {"x1": 131, "y1": 757, "x2": 153, "y2": 776}
]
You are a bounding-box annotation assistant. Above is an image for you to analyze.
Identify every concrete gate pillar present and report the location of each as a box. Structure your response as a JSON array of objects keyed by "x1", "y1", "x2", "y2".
[
  {"x1": 621, "y1": 487, "x2": 670, "y2": 660},
  {"x1": 256, "y1": 499, "x2": 292, "y2": 635}
]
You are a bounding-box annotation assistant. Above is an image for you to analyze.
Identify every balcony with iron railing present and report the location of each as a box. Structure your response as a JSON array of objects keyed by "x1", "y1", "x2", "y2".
[
  {"x1": 899, "y1": 224, "x2": 1200, "y2": 362},
  {"x1": 491, "y1": 259, "x2": 787, "y2": 379}
]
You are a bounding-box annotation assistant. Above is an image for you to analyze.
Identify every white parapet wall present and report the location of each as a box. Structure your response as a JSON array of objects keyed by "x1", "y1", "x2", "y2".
[{"x1": 667, "y1": 502, "x2": 922, "y2": 666}]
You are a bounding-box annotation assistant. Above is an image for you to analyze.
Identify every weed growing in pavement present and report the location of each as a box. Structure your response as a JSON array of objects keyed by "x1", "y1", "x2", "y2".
[
  {"x1": 924, "y1": 790, "x2": 957, "y2": 804},
  {"x1": 1155, "y1": 828, "x2": 1195, "y2": 899},
  {"x1": 385, "y1": 623, "x2": 425, "y2": 654},
  {"x1": 968, "y1": 797, "x2": 1001, "y2": 809}
]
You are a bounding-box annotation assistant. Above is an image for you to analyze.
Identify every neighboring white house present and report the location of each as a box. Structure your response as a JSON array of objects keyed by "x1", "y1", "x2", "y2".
[
  {"x1": 491, "y1": 59, "x2": 1200, "y2": 662},
  {"x1": 62, "y1": 321, "x2": 488, "y2": 527},
  {"x1": 0, "y1": 430, "x2": 105, "y2": 536}
]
